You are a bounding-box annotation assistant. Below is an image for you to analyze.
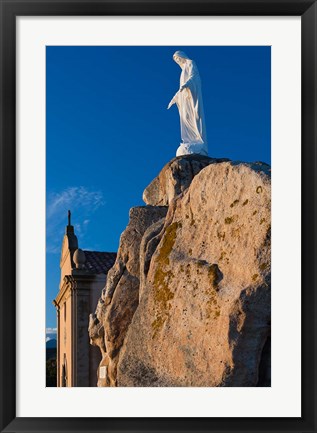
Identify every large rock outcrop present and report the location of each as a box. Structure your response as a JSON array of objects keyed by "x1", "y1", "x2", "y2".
[{"x1": 90, "y1": 155, "x2": 271, "y2": 387}]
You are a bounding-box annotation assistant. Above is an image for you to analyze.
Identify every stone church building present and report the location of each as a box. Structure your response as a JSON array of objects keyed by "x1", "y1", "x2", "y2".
[{"x1": 53, "y1": 212, "x2": 116, "y2": 387}]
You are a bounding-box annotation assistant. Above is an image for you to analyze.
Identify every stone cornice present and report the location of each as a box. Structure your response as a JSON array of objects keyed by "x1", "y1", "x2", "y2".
[
  {"x1": 71, "y1": 270, "x2": 107, "y2": 282},
  {"x1": 53, "y1": 272, "x2": 106, "y2": 307},
  {"x1": 53, "y1": 275, "x2": 76, "y2": 306}
]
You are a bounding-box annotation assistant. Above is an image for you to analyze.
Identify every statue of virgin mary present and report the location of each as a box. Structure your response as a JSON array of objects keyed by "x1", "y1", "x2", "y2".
[{"x1": 167, "y1": 51, "x2": 208, "y2": 156}]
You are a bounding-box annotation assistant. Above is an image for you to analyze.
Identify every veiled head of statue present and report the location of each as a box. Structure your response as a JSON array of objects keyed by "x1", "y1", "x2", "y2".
[{"x1": 173, "y1": 51, "x2": 191, "y2": 66}]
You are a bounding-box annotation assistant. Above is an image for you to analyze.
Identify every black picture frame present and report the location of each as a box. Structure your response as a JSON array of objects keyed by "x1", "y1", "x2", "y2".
[{"x1": 0, "y1": 1, "x2": 316, "y2": 432}]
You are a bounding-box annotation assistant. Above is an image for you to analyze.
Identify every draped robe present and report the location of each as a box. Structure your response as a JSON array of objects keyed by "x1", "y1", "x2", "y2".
[{"x1": 172, "y1": 52, "x2": 208, "y2": 156}]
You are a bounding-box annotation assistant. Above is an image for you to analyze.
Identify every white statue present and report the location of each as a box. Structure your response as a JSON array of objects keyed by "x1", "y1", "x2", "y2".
[{"x1": 167, "y1": 51, "x2": 208, "y2": 157}]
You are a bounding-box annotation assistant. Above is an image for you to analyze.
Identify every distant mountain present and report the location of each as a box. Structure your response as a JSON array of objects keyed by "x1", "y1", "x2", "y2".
[{"x1": 46, "y1": 338, "x2": 57, "y2": 349}]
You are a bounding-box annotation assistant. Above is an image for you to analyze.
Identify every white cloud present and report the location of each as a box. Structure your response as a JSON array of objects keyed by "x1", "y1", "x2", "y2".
[
  {"x1": 46, "y1": 186, "x2": 104, "y2": 254},
  {"x1": 47, "y1": 186, "x2": 104, "y2": 220},
  {"x1": 46, "y1": 327, "x2": 57, "y2": 335},
  {"x1": 46, "y1": 244, "x2": 61, "y2": 254},
  {"x1": 74, "y1": 223, "x2": 82, "y2": 235}
]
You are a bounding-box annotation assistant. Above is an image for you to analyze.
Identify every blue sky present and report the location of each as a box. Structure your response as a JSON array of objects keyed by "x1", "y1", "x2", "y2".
[{"x1": 46, "y1": 45, "x2": 271, "y2": 333}]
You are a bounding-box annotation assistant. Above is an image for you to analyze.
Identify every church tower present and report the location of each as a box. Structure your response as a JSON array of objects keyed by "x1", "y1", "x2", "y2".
[{"x1": 53, "y1": 212, "x2": 116, "y2": 386}]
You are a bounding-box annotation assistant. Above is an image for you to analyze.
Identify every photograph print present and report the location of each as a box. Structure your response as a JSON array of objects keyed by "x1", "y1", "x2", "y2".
[{"x1": 46, "y1": 45, "x2": 271, "y2": 387}]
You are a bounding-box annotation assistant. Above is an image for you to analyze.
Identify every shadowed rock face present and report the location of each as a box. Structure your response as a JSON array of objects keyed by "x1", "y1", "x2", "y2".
[
  {"x1": 90, "y1": 155, "x2": 271, "y2": 387},
  {"x1": 89, "y1": 205, "x2": 168, "y2": 386}
]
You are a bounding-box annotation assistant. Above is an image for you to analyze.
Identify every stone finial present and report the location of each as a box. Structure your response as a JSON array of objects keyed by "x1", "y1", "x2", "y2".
[
  {"x1": 68, "y1": 210, "x2": 71, "y2": 226},
  {"x1": 73, "y1": 248, "x2": 86, "y2": 269}
]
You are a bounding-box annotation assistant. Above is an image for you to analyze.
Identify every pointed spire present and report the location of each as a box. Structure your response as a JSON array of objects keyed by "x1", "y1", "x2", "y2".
[
  {"x1": 65, "y1": 210, "x2": 75, "y2": 236},
  {"x1": 61, "y1": 210, "x2": 78, "y2": 269}
]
